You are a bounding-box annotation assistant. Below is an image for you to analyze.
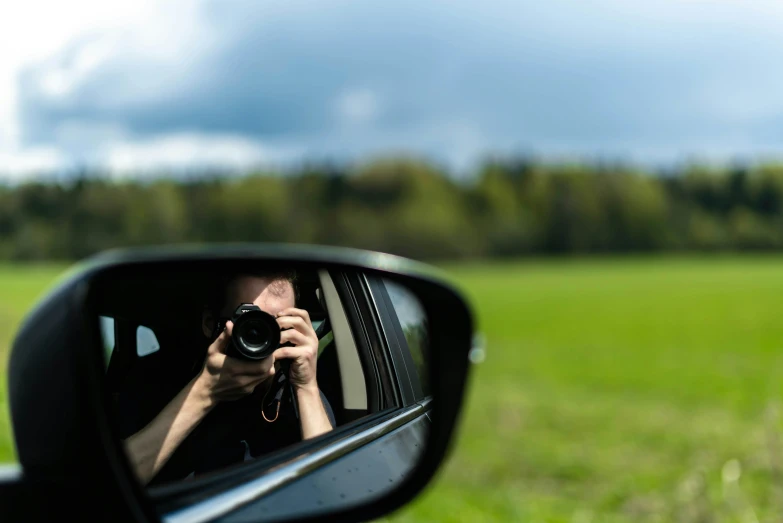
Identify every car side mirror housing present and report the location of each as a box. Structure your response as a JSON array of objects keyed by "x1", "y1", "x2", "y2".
[{"x1": 3, "y1": 244, "x2": 476, "y2": 523}]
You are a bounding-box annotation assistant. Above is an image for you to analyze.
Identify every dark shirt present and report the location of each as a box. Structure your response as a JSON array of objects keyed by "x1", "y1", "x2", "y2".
[{"x1": 114, "y1": 350, "x2": 335, "y2": 486}]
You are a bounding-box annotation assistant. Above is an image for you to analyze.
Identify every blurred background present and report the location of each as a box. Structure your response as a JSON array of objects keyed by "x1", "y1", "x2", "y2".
[{"x1": 3, "y1": 1, "x2": 783, "y2": 521}]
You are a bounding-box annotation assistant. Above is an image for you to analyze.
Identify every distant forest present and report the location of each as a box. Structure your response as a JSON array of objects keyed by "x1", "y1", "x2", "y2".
[{"x1": 3, "y1": 157, "x2": 783, "y2": 261}]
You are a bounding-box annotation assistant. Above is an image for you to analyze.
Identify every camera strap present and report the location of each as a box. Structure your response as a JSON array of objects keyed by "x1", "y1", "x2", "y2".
[
  {"x1": 261, "y1": 362, "x2": 300, "y2": 423},
  {"x1": 261, "y1": 372, "x2": 286, "y2": 423}
]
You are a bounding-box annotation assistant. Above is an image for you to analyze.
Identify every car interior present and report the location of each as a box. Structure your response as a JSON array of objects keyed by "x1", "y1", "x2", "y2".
[{"x1": 96, "y1": 266, "x2": 371, "y2": 436}]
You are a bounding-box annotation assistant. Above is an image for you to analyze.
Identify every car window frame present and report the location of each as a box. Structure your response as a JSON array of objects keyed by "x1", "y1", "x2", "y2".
[
  {"x1": 331, "y1": 270, "x2": 393, "y2": 412},
  {"x1": 379, "y1": 276, "x2": 430, "y2": 400},
  {"x1": 338, "y1": 271, "x2": 401, "y2": 410},
  {"x1": 364, "y1": 275, "x2": 425, "y2": 404}
]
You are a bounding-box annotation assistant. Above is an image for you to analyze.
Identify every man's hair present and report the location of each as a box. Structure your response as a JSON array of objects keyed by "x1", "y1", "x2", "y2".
[{"x1": 206, "y1": 269, "x2": 299, "y2": 316}]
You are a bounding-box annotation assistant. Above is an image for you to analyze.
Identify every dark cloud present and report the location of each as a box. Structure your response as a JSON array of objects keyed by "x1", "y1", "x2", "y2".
[{"x1": 15, "y1": 0, "x2": 783, "y2": 167}]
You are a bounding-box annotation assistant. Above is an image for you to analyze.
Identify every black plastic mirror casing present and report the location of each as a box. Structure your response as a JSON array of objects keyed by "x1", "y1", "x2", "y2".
[{"x1": 4, "y1": 244, "x2": 475, "y2": 523}]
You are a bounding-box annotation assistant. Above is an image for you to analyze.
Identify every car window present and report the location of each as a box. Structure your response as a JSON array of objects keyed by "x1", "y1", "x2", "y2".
[
  {"x1": 382, "y1": 279, "x2": 430, "y2": 397},
  {"x1": 136, "y1": 326, "x2": 161, "y2": 357},
  {"x1": 99, "y1": 316, "x2": 115, "y2": 368}
]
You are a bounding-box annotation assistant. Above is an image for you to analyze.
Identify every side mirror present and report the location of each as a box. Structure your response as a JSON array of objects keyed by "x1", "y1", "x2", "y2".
[{"x1": 3, "y1": 244, "x2": 476, "y2": 523}]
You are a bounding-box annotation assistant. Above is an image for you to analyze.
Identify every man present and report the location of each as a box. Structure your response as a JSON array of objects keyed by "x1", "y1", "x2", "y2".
[{"x1": 121, "y1": 270, "x2": 334, "y2": 486}]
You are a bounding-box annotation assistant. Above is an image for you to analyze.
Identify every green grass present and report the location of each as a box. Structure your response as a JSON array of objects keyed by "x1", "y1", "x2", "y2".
[
  {"x1": 0, "y1": 263, "x2": 68, "y2": 462},
  {"x1": 387, "y1": 256, "x2": 783, "y2": 522},
  {"x1": 3, "y1": 257, "x2": 783, "y2": 521}
]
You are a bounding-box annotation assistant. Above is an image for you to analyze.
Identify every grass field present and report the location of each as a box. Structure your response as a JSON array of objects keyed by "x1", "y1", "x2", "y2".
[
  {"x1": 3, "y1": 257, "x2": 783, "y2": 522},
  {"x1": 0, "y1": 263, "x2": 69, "y2": 463}
]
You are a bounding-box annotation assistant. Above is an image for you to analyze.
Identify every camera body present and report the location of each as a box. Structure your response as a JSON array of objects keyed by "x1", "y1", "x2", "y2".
[{"x1": 217, "y1": 303, "x2": 281, "y2": 360}]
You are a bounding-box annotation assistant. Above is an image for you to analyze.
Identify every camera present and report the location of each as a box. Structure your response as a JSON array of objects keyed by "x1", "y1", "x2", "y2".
[{"x1": 217, "y1": 303, "x2": 280, "y2": 360}]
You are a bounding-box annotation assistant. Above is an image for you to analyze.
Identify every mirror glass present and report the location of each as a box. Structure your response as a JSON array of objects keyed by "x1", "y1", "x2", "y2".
[{"x1": 93, "y1": 263, "x2": 430, "y2": 519}]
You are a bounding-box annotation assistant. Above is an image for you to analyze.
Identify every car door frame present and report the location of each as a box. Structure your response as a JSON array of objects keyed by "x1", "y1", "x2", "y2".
[{"x1": 364, "y1": 274, "x2": 428, "y2": 404}]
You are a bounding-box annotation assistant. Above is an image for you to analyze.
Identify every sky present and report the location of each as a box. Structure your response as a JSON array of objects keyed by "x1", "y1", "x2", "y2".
[{"x1": 3, "y1": 0, "x2": 783, "y2": 179}]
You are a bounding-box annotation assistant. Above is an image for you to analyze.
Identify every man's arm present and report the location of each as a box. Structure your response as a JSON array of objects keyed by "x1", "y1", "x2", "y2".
[
  {"x1": 124, "y1": 322, "x2": 277, "y2": 485},
  {"x1": 274, "y1": 308, "x2": 335, "y2": 439},
  {"x1": 123, "y1": 375, "x2": 214, "y2": 485},
  {"x1": 295, "y1": 386, "x2": 334, "y2": 439}
]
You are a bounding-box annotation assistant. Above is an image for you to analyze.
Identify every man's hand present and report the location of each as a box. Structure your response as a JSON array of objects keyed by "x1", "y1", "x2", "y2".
[
  {"x1": 273, "y1": 307, "x2": 332, "y2": 438},
  {"x1": 194, "y1": 320, "x2": 277, "y2": 404},
  {"x1": 272, "y1": 308, "x2": 319, "y2": 393}
]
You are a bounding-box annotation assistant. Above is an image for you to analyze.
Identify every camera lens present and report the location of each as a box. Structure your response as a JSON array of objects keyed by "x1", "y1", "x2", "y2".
[
  {"x1": 239, "y1": 320, "x2": 270, "y2": 349},
  {"x1": 231, "y1": 308, "x2": 280, "y2": 360}
]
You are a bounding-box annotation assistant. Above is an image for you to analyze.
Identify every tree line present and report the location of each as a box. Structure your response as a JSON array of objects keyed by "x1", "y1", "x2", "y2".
[{"x1": 3, "y1": 157, "x2": 783, "y2": 261}]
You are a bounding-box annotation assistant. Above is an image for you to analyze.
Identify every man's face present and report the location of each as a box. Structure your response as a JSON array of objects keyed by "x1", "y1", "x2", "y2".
[
  {"x1": 222, "y1": 275, "x2": 296, "y2": 318},
  {"x1": 202, "y1": 275, "x2": 295, "y2": 338}
]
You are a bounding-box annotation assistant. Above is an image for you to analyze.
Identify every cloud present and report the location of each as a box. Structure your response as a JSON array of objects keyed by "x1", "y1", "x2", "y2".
[
  {"x1": 103, "y1": 132, "x2": 299, "y2": 176},
  {"x1": 6, "y1": 0, "x2": 783, "y2": 178},
  {"x1": 335, "y1": 89, "x2": 381, "y2": 127},
  {"x1": 0, "y1": 147, "x2": 66, "y2": 181}
]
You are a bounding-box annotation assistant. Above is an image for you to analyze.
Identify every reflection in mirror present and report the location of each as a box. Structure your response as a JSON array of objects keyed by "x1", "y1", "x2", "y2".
[{"x1": 94, "y1": 264, "x2": 430, "y2": 519}]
